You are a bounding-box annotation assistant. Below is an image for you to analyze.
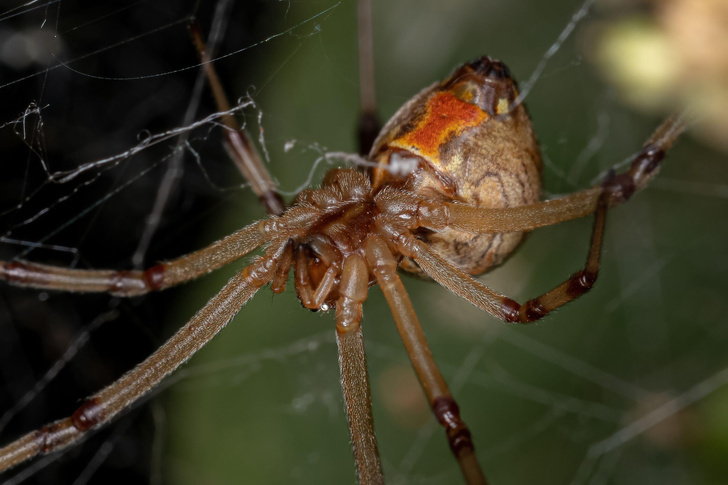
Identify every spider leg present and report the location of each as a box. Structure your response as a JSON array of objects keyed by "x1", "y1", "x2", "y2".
[
  {"x1": 0, "y1": 240, "x2": 287, "y2": 473},
  {"x1": 0, "y1": 221, "x2": 267, "y2": 296},
  {"x1": 270, "y1": 240, "x2": 294, "y2": 294},
  {"x1": 416, "y1": 114, "x2": 687, "y2": 234},
  {"x1": 189, "y1": 22, "x2": 285, "y2": 216},
  {"x1": 405, "y1": 195, "x2": 607, "y2": 323},
  {"x1": 0, "y1": 207, "x2": 318, "y2": 296},
  {"x1": 365, "y1": 235, "x2": 488, "y2": 485},
  {"x1": 356, "y1": 0, "x2": 381, "y2": 155},
  {"x1": 336, "y1": 254, "x2": 384, "y2": 484}
]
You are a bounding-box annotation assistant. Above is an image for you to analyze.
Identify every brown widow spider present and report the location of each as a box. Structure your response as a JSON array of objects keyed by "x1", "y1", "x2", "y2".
[{"x1": 0, "y1": 0, "x2": 724, "y2": 484}]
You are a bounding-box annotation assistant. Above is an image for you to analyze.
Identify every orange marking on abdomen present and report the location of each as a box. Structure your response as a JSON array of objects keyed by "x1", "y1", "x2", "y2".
[{"x1": 391, "y1": 92, "x2": 487, "y2": 160}]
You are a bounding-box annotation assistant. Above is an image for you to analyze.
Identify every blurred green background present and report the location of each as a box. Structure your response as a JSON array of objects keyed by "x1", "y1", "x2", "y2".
[{"x1": 1, "y1": 1, "x2": 727, "y2": 484}]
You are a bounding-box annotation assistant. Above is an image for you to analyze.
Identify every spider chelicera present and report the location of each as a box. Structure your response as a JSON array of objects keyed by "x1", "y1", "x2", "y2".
[{"x1": 0, "y1": 1, "x2": 691, "y2": 484}]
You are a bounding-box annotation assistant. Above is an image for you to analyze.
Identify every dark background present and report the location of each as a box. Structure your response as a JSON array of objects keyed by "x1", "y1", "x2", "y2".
[{"x1": 0, "y1": 0, "x2": 727, "y2": 484}]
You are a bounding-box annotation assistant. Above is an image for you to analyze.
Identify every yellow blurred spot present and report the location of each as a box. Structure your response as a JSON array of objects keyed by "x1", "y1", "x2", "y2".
[
  {"x1": 596, "y1": 18, "x2": 678, "y2": 109},
  {"x1": 496, "y1": 97, "x2": 510, "y2": 115}
]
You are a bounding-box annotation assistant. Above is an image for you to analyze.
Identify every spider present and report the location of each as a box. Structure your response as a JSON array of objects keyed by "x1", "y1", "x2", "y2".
[{"x1": 0, "y1": 1, "x2": 724, "y2": 484}]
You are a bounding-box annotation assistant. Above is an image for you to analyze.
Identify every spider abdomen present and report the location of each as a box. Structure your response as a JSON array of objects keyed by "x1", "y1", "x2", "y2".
[{"x1": 369, "y1": 57, "x2": 542, "y2": 275}]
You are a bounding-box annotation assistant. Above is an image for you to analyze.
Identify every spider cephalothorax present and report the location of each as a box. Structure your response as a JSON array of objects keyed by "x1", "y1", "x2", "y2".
[{"x1": 282, "y1": 168, "x2": 374, "y2": 310}]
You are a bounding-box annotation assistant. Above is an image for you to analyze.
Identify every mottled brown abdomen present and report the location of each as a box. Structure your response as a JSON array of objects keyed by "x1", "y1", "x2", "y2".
[{"x1": 369, "y1": 57, "x2": 542, "y2": 275}]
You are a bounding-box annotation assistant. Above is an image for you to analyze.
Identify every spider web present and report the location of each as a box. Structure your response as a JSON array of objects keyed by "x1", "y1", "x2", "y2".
[{"x1": 0, "y1": 1, "x2": 727, "y2": 484}]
